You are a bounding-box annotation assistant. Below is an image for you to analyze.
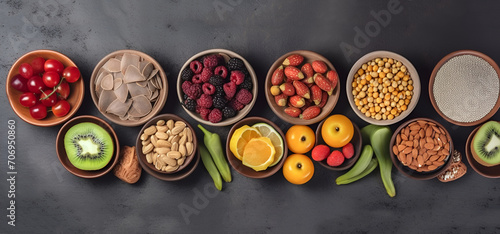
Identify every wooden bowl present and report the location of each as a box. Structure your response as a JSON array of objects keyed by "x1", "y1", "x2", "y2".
[
  {"x1": 346, "y1": 51, "x2": 420, "y2": 126},
  {"x1": 135, "y1": 114, "x2": 197, "y2": 174},
  {"x1": 465, "y1": 122, "x2": 500, "y2": 178},
  {"x1": 226, "y1": 117, "x2": 288, "y2": 179},
  {"x1": 6, "y1": 50, "x2": 84, "y2": 127},
  {"x1": 314, "y1": 118, "x2": 362, "y2": 171},
  {"x1": 389, "y1": 118, "x2": 454, "y2": 180},
  {"x1": 265, "y1": 50, "x2": 340, "y2": 125},
  {"x1": 55, "y1": 115, "x2": 120, "y2": 178},
  {"x1": 90, "y1": 50, "x2": 168, "y2": 127},
  {"x1": 177, "y1": 49, "x2": 258, "y2": 126},
  {"x1": 429, "y1": 50, "x2": 500, "y2": 126}
]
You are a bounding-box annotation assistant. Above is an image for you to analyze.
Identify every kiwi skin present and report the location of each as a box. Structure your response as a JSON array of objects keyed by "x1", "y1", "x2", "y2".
[
  {"x1": 64, "y1": 122, "x2": 114, "y2": 171},
  {"x1": 472, "y1": 121, "x2": 500, "y2": 167}
]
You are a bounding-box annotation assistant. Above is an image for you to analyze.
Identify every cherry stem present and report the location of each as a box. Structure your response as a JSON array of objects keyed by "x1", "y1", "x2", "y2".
[{"x1": 40, "y1": 77, "x2": 65, "y2": 100}]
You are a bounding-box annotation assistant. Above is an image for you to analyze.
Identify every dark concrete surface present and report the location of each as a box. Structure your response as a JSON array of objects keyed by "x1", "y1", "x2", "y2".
[{"x1": 1, "y1": 0, "x2": 500, "y2": 233}]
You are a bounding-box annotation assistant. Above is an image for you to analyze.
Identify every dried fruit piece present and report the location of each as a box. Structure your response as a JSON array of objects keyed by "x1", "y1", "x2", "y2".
[
  {"x1": 283, "y1": 54, "x2": 304, "y2": 66},
  {"x1": 284, "y1": 66, "x2": 304, "y2": 80},
  {"x1": 289, "y1": 95, "x2": 305, "y2": 108},
  {"x1": 312, "y1": 60, "x2": 328, "y2": 73},
  {"x1": 300, "y1": 106, "x2": 321, "y2": 120},
  {"x1": 274, "y1": 94, "x2": 288, "y2": 107},
  {"x1": 271, "y1": 65, "x2": 285, "y2": 85},
  {"x1": 313, "y1": 73, "x2": 334, "y2": 95},
  {"x1": 280, "y1": 82, "x2": 295, "y2": 96},
  {"x1": 284, "y1": 106, "x2": 301, "y2": 117},
  {"x1": 310, "y1": 85, "x2": 322, "y2": 105},
  {"x1": 293, "y1": 80, "x2": 310, "y2": 99}
]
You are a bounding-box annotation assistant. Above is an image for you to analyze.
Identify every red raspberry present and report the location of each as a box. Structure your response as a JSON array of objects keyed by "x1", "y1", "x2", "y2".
[
  {"x1": 203, "y1": 54, "x2": 219, "y2": 68},
  {"x1": 192, "y1": 74, "x2": 203, "y2": 84},
  {"x1": 198, "y1": 107, "x2": 211, "y2": 120},
  {"x1": 208, "y1": 108, "x2": 223, "y2": 123},
  {"x1": 229, "y1": 99, "x2": 244, "y2": 111},
  {"x1": 327, "y1": 150, "x2": 345, "y2": 167},
  {"x1": 185, "y1": 84, "x2": 201, "y2": 100},
  {"x1": 190, "y1": 60, "x2": 203, "y2": 74},
  {"x1": 200, "y1": 67, "x2": 213, "y2": 83},
  {"x1": 202, "y1": 83, "x2": 216, "y2": 95},
  {"x1": 181, "y1": 80, "x2": 192, "y2": 94},
  {"x1": 235, "y1": 89, "x2": 253, "y2": 105},
  {"x1": 342, "y1": 143, "x2": 355, "y2": 159},
  {"x1": 197, "y1": 94, "x2": 213, "y2": 109},
  {"x1": 214, "y1": 66, "x2": 228, "y2": 79},
  {"x1": 230, "y1": 70, "x2": 245, "y2": 85},
  {"x1": 223, "y1": 81, "x2": 237, "y2": 100}
]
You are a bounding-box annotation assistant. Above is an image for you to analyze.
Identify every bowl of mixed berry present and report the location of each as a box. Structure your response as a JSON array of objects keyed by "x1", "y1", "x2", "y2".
[{"x1": 177, "y1": 49, "x2": 258, "y2": 126}]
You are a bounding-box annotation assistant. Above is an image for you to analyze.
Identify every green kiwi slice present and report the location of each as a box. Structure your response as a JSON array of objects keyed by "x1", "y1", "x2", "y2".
[
  {"x1": 472, "y1": 121, "x2": 500, "y2": 166},
  {"x1": 64, "y1": 122, "x2": 114, "y2": 171}
]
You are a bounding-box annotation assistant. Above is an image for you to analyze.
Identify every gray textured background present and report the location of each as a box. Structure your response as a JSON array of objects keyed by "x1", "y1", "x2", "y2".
[{"x1": 1, "y1": 0, "x2": 500, "y2": 233}]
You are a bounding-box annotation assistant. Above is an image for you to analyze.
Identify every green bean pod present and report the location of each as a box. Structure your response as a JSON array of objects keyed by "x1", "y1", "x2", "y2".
[
  {"x1": 336, "y1": 145, "x2": 373, "y2": 184},
  {"x1": 199, "y1": 144, "x2": 223, "y2": 191},
  {"x1": 336, "y1": 158, "x2": 378, "y2": 185},
  {"x1": 198, "y1": 124, "x2": 232, "y2": 182}
]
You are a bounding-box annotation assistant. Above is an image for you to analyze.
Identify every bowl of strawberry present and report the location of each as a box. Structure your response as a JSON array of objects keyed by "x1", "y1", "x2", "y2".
[
  {"x1": 6, "y1": 50, "x2": 84, "y2": 127},
  {"x1": 312, "y1": 114, "x2": 363, "y2": 171},
  {"x1": 177, "y1": 49, "x2": 258, "y2": 126}
]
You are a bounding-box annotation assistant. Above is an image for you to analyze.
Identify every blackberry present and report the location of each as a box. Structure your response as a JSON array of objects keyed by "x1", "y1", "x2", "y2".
[
  {"x1": 209, "y1": 75, "x2": 225, "y2": 86},
  {"x1": 214, "y1": 85, "x2": 225, "y2": 97},
  {"x1": 183, "y1": 98, "x2": 196, "y2": 111},
  {"x1": 227, "y1": 58, "x2": 245, "y2": 71},
  {"x1": 222, "y1": 106, "x2": 236, "y2": 118},
  {"x1": 181, "y1": 68, "x2": 194, "y2": 82},
  {"x1": 213, "y1": 96, "x2": 227, "y2": 109},
  {"x1": 239, "y1": 78, "x2": 253, "y2": 91}
]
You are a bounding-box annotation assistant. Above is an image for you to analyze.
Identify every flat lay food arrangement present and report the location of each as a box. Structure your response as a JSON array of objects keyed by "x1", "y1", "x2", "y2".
[{"x1": 6, "y1": 48, "x2": 500, "y2": 194}]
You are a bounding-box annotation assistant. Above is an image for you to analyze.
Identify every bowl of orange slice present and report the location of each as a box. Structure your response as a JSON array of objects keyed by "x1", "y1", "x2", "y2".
[{"x1": 226, "y1": 116, "x2": 288, "y2": 178}]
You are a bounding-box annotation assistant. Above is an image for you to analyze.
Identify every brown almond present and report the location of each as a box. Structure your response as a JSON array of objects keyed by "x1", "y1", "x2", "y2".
[
  {"x1": 403, "y1": 147, "x2": 413, "y2": 154},
  {"x1": 419, "y1": 129, "x2": 425, "y2": 138},
  {"x1": 417, "y1": 155, "x2": 424, "y2": 166},
  {"x1": 396, "y1": 134, "x2": 402, "y2": 144},
  {"x1": 398, "y1": 153, "x2": 406, "y2": 164},
  {"x1": 424, "y1": 143, "x2": 434, "y2": 150},
  {"x1": 393, "y1": 145, "x2": 399, "y2": 155},
  {"x1": 404, "y1": 141, "x2": 413, "y2": 147},
  {"x1": 406, "y1": 154, "x2": 413, "y2": 166},
  {"x1": 401, "y1": 133, "x2": 408, "y2": 141},
  {"x1": 409, "y1": 124, "x2": 420, "y2": 131},
  {"x1": 429, "y1": 155, "x2": 439, "y2": 161},
  {"x1": 397, "y1": 144, "x2": 407, "y2": 151},
  {"x1": 428, "y1": 164, "x2": 438, "y2": 170},
  {"x1": 425, "y1": 126, "x2": 432, "y2": 137},
  {"x1": 412, "y1": 148, "x2": 418, "y2": 158}
]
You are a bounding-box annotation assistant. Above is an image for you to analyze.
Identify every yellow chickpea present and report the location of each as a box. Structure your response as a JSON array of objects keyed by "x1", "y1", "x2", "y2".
[{"x1": 379, "y1": 72, "x2": 386, "y2": 78}]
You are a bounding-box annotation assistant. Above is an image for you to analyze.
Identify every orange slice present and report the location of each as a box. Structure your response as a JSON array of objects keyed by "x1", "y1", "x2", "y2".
[
  {"x1": 229, "y1": 125, "x2": 262, "y2": 160},
  {"x1": 242, "y1": 137, "x2": 276, "y2": 171}
]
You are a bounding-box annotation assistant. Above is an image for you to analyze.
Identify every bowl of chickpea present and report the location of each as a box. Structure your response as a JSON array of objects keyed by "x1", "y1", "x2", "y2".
[{"x1": 346, "y1": 51, "x2": 420, "y2": 125}]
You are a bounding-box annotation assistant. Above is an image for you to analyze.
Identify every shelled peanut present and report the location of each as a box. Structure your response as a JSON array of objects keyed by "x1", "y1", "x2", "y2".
[
  {"x1": 270, "y1": 54, "x2": 338, "y2": 120},
  {"x1": 140, "y1": 119, "x2": 194, "y2": 173},
  {"x1": 351, "y1": 57, "x2": 414, "y2": 121},
  {"x1": 392, "y1": 120, "x2": 451, "y2": 172}
]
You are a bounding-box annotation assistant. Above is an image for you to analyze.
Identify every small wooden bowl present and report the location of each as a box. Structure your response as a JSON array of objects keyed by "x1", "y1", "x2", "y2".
[
  {"x1": 6, "y1": 50, "x2": 84, "y2": 127},
  {"x1": 389, "y1": 118, "x2": 454, "y2": 180},
  {"x1": 177, "y1": 49, "x2": 258, "y2": 126},
  {"x1": 56, "y1": 115, "x2": 120, "y2": 179},
  {"x1": 90, "y1": 50, "x2": 168, "y2": 127},
  {"x1": 265, "y1": 50, "x2": 340, "y2": 125},
  {"x1": 226, "y1": 117, "x2": 288, "y2": 179},
  {"x1": 135, "y1": 114, "x2": 197, "y2": 174},
  {"x1": 429, "y1": 50, "x2": 500, "y2": 126},
  {"x1": 465, "y1": 122, "x2": 500, "y2": 178},
  {"x1": 314, "y1": 119, "x2": 362, "y2": 171},
  {"x1": 346, "y1": 51, "x2": 420, "y2": 126}
]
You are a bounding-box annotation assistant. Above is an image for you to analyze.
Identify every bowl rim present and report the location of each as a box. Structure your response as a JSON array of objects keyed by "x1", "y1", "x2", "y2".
[
  {"x1": 315, "y1": 118, "x2": 362, "y2": 171},
  {"x1": 176, "y1": 48, "x2": 258, "y2": 126},
  {"x1": 225, "y1": 116, "x2": 288, "y2": 179},
  {"x1": 265, "y1": 50, "x2": 340, "y2": 125},
  {"x1": 6, "y1": 49, "x2": 85, "y2": 127},
  {"x1": 389, "y1": 117, "x2": 454, "y2": 180},
  {"x1": 55, "y1": 115, "x2": 120, "y2": 178},
  {"x1": 346, "y1": 50, "x2": 421, "y2": 126},
  {"x1": 465, "y1": 121, "x2": 500, "y2": 178},
  {"x1": 90, "y1": 49, "x2": 168, "y2": 127},
  {"x1": 428, "y1": 50, "x2": 500, "y2": 127},
  {"x1": 135, "y1": 113, "x2": 197, "y2": 174}
]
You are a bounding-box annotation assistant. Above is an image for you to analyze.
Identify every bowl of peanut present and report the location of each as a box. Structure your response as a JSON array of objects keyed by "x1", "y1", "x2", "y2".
[
  {"x1": 135, "y1": 114, "x2": 197, "y2": 176},
  {"x1": 390, "y1": 118, "x2": 454, "y2": 180},
  {"x1": 346, "y1": 51, "x2": 420, "y2": 125}
]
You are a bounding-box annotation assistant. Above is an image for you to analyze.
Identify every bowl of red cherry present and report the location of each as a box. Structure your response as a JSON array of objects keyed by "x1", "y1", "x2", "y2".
[{"x1": 6, "y1": 50, "x2": 84, "y2": 127}]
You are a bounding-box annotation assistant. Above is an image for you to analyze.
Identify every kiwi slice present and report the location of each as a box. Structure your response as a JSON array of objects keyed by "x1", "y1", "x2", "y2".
[
  {"x1": 64, "y1": 122, "x2": 114, "y2": 171},
  {"x1": 472, "y1": 121, "x2": 500, "y2": 166}
]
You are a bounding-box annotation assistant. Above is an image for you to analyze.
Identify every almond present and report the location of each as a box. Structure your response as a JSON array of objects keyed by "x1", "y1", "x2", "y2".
[{"x1": 284, "y1": 66, "x2": 304, "y2": 80}]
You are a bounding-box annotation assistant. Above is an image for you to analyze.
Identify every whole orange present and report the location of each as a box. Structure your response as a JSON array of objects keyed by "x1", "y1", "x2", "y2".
[
  {"x1": 321, "y1": 114, "x2": 354, "y2": 148},
  {"x1": 285, "y1": 125, "x2": 315, "y2": 154},
  {"x1": 282, "y1": 154, "x2": 314, "y2": 185}
]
